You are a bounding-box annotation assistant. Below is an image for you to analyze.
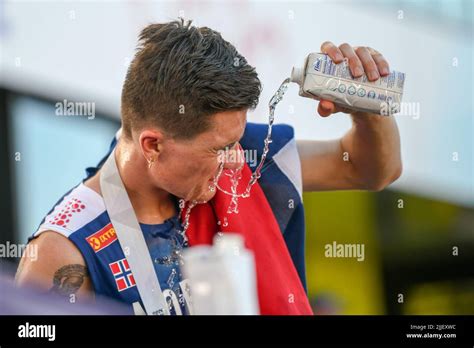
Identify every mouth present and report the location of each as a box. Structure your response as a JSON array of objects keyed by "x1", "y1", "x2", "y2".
[
  {"x1": 208, "y1": 165, "x2": 223, "y2": 185},
  {"x1": 207, "y1": 178, "x2": 217, "y2": 192},
  {"x1": 207, "y1": 177, "x2": 216, "y2": 188}
]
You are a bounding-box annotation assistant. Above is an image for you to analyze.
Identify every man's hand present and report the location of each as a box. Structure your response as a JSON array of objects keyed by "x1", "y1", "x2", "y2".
[
  {"x1": 297, "y1": 41, "x2": 402, "y2": 192},
  {"x1": 317, "y1": 41, "x2": 391, "y2": 117}
]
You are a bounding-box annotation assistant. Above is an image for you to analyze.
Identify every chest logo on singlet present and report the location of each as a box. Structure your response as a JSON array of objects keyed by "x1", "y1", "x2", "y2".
[
  {"x1": 86, "y1": 223, "x2": 117, "y2": 253},
  {"x1": 109, "y1": 258, "x2": 136, "y2": 292}
]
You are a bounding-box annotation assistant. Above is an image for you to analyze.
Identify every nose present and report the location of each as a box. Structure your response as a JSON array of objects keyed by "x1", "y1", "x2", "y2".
[{"x1": 222, "y1": 143, "x2": 244, "y2": 170}]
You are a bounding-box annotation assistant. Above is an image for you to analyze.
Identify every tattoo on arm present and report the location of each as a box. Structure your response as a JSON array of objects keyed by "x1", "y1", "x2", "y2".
[{"x1": 49, "y1": 264, "x2": 88, "y2": 296}]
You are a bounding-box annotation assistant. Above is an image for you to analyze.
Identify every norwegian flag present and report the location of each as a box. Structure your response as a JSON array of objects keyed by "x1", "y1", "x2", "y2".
[{"x1": 109, "y1": 258, "x2": 136, "y2": 292}]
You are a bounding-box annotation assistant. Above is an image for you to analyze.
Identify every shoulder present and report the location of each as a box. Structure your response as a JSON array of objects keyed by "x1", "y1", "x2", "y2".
[
  {"x1": 240, "y1": 122, "x2": 295, "y2": 161},
  {"x1": 33, "y1": 183, "x2": 107, "y2": 240},
  {"x1": 26, "y1": 230, "x2": 86, "y2": 267},
  {"x1": 241, "y1": 122, "x2": 302, "y2": 198}
]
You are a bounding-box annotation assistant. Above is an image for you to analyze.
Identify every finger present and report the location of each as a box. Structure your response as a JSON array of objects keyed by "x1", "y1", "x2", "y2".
[
  {"x1": 317, "y1": 100, "x2": 335, "y2": 117},
  {"x1": 333, "y1": 104, "x2": 352, "y2": 114},
  {"x1": 321, "y1": 41, "x2": 344, "y2": 63},
  {"x1": 355, "y1": 46, "x2": 379, "y2": 81},
  {"x1": 339, "y1": 43, "x2": 364, "y2": 77},
  {"x1": 371, "y1": 52, "x2": 390, "y2": 76}
]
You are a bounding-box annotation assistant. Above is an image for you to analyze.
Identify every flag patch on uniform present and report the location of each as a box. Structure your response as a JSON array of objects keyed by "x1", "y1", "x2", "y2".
[
  {"x1": 86, "y1": 223, "x2": 117, "y2": 253},
  {"x1": 109, "y1": 258, "x2": 136, "y2": 292}
]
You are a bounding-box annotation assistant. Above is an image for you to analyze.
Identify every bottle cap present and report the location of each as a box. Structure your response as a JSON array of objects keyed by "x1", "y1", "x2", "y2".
[
  {"x1": 214, "y1": 233, "x2": 245, "y2": 255},
  {"x1": 290, "y1": 66, "x2": 304, "y2": 85}
]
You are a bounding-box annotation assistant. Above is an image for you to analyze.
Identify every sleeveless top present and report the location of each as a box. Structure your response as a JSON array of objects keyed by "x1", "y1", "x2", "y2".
[{"x1": 29, "y1": 123, "x2": 307, "y2": 314}]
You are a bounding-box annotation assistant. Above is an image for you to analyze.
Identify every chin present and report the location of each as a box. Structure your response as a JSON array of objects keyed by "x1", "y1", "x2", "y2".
[
  {"x1": 180, "y1": 186, "x2": 214, "y2": 203},
  {"x1": 194, "y1": 187, "x2": 217, "y2": 203}
]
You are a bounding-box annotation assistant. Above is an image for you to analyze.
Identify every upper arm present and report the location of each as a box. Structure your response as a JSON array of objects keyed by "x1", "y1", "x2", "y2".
[
  {"x1": 15, "y1": 231, "x2": 94, "y2": 302},
  {"x1": 297, "y1": 139, "x2": 361, "y2": 192}
]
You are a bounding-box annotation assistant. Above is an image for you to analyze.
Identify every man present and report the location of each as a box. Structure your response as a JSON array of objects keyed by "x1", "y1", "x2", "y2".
[{"x1": 15, "y1": 19, "x2": 401, "y2": 315}]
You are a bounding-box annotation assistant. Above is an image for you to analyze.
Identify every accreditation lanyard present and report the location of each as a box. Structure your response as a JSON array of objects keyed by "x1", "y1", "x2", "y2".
[{"x1": 100, "y1": 149, "x2": 170, "y2": 315}]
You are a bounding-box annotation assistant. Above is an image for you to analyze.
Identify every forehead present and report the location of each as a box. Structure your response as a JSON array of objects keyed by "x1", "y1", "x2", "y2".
[{"x1": 198, "y1": 109, "x2": 247, "y2": 146}]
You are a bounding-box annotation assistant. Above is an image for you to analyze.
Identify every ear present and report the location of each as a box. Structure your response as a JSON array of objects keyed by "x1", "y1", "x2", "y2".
[{"x1": 138, "y1": 129, "x2": 165, "y2": 162}]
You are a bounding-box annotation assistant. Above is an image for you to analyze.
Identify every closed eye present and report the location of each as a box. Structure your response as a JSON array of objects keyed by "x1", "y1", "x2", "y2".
[
  {"x1": 215, "y1": 141, "x2": 237, "y2": 153},
  {"x1": 221, "y1": 142, "x2": 237, "y2": 151}
]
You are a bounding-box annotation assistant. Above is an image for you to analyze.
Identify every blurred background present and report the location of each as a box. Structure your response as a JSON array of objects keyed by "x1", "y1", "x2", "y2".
[{"x1": 0, "y1": 0, "x2": 472, "y2": 314}]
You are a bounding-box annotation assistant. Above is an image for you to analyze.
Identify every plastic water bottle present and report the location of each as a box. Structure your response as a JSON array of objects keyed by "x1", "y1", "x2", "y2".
[
  {"x1": 182, "y1": 233, "x2": 259, "y2": 315},
  {"x1": 291, "y1": 52, "x2": 405, "y2": 115}
]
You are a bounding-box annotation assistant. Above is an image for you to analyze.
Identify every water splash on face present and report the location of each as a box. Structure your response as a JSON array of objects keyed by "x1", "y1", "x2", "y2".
[
  {"x1": 179, "y1": 78, "x2": 291, "y2": 238},
  {"x1": 214, "y1": 77, "x2": 291, "y2": 201},
  {"x1": 224, "y1": 164, "x2": 243, "y2": 214}
]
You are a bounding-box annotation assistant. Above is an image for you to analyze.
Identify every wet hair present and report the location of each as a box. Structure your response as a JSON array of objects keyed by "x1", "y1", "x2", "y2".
[{"x1": 121, "y1": 18, "x2": 262, "y2": 140}]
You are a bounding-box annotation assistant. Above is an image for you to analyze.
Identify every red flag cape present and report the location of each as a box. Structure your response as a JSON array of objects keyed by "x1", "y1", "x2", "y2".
[{"x1": 182, "y1": 162, "x2": 313, "y2": 315}]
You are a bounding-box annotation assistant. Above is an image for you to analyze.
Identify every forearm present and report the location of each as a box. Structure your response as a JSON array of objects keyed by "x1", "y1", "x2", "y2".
[
  {"x1": 341, "y1": 112, "x2": 402, "y2": 191},
  {"x1": 301, "y1": 41, "x2": 403, "y2": 192}
]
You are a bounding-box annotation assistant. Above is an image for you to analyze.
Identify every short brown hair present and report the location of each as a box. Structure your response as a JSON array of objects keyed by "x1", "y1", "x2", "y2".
[{"x1": 121, "y1": 19, "x2": 262, "y2": 140}]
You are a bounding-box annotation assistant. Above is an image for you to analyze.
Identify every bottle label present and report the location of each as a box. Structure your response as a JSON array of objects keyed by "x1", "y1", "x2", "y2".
[
  {"x1": 297, "y1": 53, "x2": 405, "y2": 115},
  {"x1": 312, "y1": 53, "x2": 405, "y2": 93}
]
